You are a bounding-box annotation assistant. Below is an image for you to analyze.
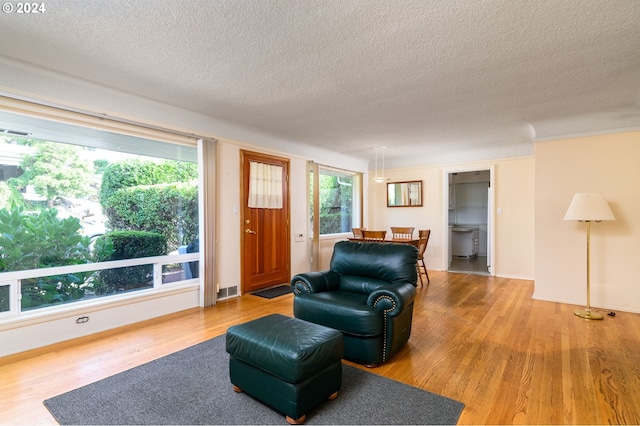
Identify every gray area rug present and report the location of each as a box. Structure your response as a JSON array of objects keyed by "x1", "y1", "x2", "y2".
[{"x1": 44, "y1": 335, "x2": 464, "y2": 425}]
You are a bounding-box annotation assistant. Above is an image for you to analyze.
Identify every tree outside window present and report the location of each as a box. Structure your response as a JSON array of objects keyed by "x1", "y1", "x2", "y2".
[
  {"x1": 318, "y1": 170, "x2": 354, "y2": 235},
  {"x1": 9, "y1": 141, "x2": 94, "y2": 208}
]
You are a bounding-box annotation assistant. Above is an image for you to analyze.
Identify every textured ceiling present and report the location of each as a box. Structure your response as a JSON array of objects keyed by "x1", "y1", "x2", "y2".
[{"x1": 0, "y1": 0, "x2": 639, "y2": 169}]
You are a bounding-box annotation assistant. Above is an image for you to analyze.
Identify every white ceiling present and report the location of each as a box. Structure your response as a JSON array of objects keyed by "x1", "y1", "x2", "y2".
[{"x1": 0, "y1": 0, "x2": 639, "y2": 169}]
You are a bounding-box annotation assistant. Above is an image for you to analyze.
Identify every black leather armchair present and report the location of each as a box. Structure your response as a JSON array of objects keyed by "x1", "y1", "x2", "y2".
[{"x1": 291, "y1": 240, "x2": 418, "y2": 367}]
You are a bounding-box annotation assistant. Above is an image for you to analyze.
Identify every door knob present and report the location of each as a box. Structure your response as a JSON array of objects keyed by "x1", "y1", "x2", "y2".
[{"x1": 245, "y1": 229, "x2": 257, "y2": 234}]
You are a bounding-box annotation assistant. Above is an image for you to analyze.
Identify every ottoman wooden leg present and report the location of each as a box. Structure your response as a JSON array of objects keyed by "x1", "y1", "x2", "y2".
[
  {"x1": 286, "y1": 414, "x2": 306, "y2": 425},
  {"x1": 232, "y1": 385, "x2": 243, "y2": 393},
  {"x1": 284, "y1": 391, "x2": 337, "y2": 424}
]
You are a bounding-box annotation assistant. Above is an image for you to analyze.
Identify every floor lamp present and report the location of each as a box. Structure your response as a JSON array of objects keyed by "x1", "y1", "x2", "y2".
[{"x1": 563, "y1": 193, "x2": 615, "y2": 320}]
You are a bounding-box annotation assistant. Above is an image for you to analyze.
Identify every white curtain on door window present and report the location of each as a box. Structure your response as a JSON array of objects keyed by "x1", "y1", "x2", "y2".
[{"x1": 248, "y1": 161, "x2": 283, "y2": 209}]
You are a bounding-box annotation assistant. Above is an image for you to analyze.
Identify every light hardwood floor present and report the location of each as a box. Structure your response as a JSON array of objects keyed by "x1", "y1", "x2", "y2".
[{"x1": 2, "y1": 270, "x2": 639, "y2": 425}]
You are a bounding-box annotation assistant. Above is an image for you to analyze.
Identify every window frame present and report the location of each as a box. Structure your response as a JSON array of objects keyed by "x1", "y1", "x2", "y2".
[
  {"x1": 315, "y1": 165, "x2": 362, "y2": 238},
  {"x1": 0, "y1": 100, "x2": 208, "y2": 321}
]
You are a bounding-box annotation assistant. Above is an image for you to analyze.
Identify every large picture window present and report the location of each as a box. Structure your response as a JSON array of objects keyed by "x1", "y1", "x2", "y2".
[{"x1": 0, "y1": 108, "x2": 199, "y2": 316}]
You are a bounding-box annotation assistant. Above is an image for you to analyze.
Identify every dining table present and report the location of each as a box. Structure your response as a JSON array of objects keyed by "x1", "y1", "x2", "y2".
[{"x1": 347, "y1": 237, "x2": 419, "y2": 247}]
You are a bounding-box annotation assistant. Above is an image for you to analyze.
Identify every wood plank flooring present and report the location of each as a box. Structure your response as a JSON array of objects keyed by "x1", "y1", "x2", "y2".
[{"x1": 1, "y1": 270, "x2": 639, "y2": 425}]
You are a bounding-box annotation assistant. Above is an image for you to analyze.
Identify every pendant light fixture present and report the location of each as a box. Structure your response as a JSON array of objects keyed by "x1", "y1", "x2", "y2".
[{"x1": 372, "y1": 146, "x2": 387, "y2": 183}]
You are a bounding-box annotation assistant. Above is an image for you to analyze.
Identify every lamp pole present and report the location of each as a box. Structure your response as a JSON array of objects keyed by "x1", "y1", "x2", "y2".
[{"x1": 575, "y1": 220, "x2": 603, "y2": 320}]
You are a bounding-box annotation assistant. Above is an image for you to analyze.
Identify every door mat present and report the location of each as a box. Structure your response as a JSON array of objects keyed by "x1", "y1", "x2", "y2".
[{"x1": 250, "y1": 285, "x2": 292, "y2": 299}]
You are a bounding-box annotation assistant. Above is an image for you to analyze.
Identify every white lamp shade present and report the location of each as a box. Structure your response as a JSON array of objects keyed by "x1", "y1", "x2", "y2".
[{"x1": 564, "y1": 193, "x2": 615, "y2": 221}]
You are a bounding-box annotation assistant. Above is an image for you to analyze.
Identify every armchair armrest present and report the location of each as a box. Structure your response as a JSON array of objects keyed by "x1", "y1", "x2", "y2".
[
  {"x1": 291, "y1": 270, "x2": 340, "y2": 294},
  {"x1": 367, "y1": 283, "x2": 416, "y2": 317}
]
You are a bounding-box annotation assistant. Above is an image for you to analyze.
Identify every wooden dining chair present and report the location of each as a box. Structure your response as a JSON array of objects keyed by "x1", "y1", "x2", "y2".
[
  {"x1": 362, "y1": 230, "x2": 387, "y2": 242},
  {"x1": 416, "y1": 229, "x2": 431, "y2": 286},
  {"x1": 352, "y1": 227, "x2": 365, "y2": 239},
  {"x1": 391, "y1": 227, "x2": 415, "y2": 239}
]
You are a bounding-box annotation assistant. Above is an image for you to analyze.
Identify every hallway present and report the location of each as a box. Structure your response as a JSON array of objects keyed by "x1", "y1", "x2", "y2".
[{"x1": 449, "y1": 255, "x2": 489, "y2": 275}]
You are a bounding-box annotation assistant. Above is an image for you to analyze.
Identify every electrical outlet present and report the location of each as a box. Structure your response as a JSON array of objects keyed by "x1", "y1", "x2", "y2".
[{"x1": 75, "y1": 316, "x2": 89, "y2": 324}]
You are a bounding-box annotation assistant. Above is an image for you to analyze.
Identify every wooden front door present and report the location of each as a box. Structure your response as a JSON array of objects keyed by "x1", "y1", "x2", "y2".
[{"x1": 240, "y1": 150, "x2": 290, "y2": 293}]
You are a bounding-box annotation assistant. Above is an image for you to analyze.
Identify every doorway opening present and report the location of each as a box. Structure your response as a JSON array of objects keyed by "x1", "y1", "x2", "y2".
[{"x1": 444, "y1": 168, "x2": 494, "y2": 276}]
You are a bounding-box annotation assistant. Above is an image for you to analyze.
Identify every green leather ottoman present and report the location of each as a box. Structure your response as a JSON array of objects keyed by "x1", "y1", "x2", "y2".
[{"x1": 226, "y1": 314, "x2": 343, "y2": 424}]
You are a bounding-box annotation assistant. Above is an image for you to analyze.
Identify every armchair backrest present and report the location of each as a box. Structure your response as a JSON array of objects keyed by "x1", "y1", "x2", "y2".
[{"x1": 330, "y1": 241, "x2": 418, "y2": 293}]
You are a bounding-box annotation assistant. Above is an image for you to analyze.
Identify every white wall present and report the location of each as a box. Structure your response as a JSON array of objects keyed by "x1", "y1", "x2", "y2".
[
  {"x1": 0, "y1": 286, "x2": 200, "y2": 357},
  {"x1": 215, "y1": 143, "x2": 242, "y2": 295},
  {"x1": 288, "y1": 156, "x2": 312, "y2": 275},
  {"x1": 534, "y1": 131, "x2": 640, "y2": 313},
  {"x1": 367, "y1": 157, "x2": 536, "y2": 280},
  {"x1": 494, "y1": 157, "x2": 536, "y2": 279}
]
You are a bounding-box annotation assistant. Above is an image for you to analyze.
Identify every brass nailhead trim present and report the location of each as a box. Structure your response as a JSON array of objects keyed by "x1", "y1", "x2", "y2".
[
  {"x1": 292, "y1": 280, "x2": 311, "y2": 294},
  {"x1": 373, "y1": 295, "x2": 396, "y2": 362}
]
